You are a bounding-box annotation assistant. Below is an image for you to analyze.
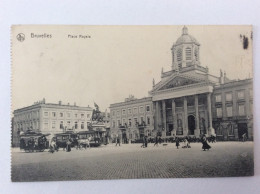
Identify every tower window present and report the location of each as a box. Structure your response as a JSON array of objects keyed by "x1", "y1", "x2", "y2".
[
  {"x1": 177, "y1": 48, "x2": 182, "y2": 68},
  {"x1": 177, "y1": 49, "x2": 182, "y2": 62},
  {"x1": 185, "y1": 47, "x2": 192, "y2": 60}
]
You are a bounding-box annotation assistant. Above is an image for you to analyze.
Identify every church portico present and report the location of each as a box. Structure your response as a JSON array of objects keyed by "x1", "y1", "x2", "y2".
[{"x1": 152, "y1": 92, "x2": 212, "y2": 138}]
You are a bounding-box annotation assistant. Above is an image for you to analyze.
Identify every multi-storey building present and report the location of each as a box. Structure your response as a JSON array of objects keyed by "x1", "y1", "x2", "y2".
[
  {"x1": 12, "y1": 98, "x2": 93, "y2": 146},
  {"x1": 212, "y1": 79, "x2": 253, "y2": 140},
  {"x1": 110, "y1": 96, "x2": 154, "y2": 142},
  {"x1": 110, "y1": 26, "x2": 253, "y2": 141}
]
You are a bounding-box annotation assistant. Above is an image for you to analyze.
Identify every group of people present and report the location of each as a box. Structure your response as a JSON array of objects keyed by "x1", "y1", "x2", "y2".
[
  {"x1": 152, "y1": 135, "x2": 212, "y2": 151},
  {"x1": 49, "y1": 136, "x2": 94, "y2": 153},
  {"x1": 20, "y1": 135, "x2": 48, "y2": 152},
  {"x1": 176, "y1": 135, "x2": 211, "y2": 151},
  {"x1": 175, "y1": 137, "x2": 191, "y2": 149},
  {"x1": 49, "y1": 138, "x2": 73, "y2": 153}
]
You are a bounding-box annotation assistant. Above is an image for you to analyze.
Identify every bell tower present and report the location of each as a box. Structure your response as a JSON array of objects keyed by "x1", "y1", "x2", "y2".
[{"x1": 171, "y1": 26, "x2": 201, "y2": 71}]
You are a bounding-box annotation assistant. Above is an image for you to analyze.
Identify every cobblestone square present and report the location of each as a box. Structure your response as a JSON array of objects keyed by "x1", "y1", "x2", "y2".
[{"x1": 11, "y1": 142, "x2": 254, "y2": 182}]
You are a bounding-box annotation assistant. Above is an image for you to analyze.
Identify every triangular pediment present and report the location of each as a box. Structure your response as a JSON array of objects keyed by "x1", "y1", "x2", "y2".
[{"x1": 156, "y1": 75, "x2": 204, "y2": 91}]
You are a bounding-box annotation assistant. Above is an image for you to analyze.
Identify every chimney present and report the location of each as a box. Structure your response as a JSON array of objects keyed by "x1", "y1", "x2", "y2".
[
  {"x1": 74, "y1": 102, "x2": 76, "y2": 106},
  {"x1": 43, "y1": 98, "x2": 45, "y2": 104},
  {"x1": 59, "y1": 101, "x2": 62, "y2": 105},
  {"x1": 68, "y1": 103, "x2": 70, "y2": 106}
]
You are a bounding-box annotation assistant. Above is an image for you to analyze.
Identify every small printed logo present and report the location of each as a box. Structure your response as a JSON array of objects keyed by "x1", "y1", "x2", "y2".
[{"x1": 17, "y1": 33, "x2": 25, "y2": 42}]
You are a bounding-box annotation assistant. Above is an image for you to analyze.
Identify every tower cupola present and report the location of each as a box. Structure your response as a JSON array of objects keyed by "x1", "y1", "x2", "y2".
[{"x1": 171, "y1": 26, "x2": 201, "y2": 70}]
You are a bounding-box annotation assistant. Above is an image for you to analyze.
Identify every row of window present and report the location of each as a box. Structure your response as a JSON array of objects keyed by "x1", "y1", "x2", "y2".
[
  {"x1": 215, "y1": 89, "x2": 253, "y2": 103},
  {"x1": 216, "y1": 103, "x2": 251, "y2": 118},
  {"x1": 16, "y1": 121, "x2": 39, "y2": 131},
  {"x1": 15, "y1": 111, "x2": 40, "y2": 120},
  {"x1": 44, "y1": 111, "x2": 91, "y2": 119},
  {"x1": 174, "y1": 47, "x2": 199, "y2": 62},
  {"x1": 112, "y1": 116, "x2": 151, "y2": 128},
  {"x1": 112, "y1": 105, "x2": 151, "y2": 117},
  {"x1": 44, "y1": 121, "x2": 91, "y2": 130}
]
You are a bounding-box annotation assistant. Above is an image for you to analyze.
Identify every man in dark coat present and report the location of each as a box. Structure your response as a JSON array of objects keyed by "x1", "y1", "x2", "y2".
[
  {"x1": 66, "y1": 138, "x2": 72, "y2": 152},
  {"x1": 144, "y1": 136, "x2": 148, "y2": 148},
  {"x1": 154, "y1": 136, "x2": 159, "y2": 146},
  {"x1": 175, "y1": 137, "x2": 180, "y2": 149}
]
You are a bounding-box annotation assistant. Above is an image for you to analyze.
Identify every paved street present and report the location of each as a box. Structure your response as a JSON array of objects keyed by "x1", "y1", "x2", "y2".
[{"x1": 11, "y1": 142, "x2": 254, "y2": 182}]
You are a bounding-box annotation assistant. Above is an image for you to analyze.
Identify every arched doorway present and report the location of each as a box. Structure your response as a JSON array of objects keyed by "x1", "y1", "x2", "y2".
[{"x1": 188, "y1": 115, "x2": 195, "y2": 135}]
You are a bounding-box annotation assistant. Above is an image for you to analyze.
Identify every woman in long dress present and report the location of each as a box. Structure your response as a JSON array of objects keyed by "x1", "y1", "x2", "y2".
[{"x1": 201, "y1": 135, "x2": 211, "y2": 151}]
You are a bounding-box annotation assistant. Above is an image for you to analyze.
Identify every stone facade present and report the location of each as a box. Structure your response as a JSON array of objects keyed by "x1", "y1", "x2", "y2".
[
  {"x1": 110, "y1": 96, "x2": 154, "y2": 142},
  {"x1": 12, "y1": 99, "x2": 93, "y2": 146},
  {"x1": 212, "y1": 79, "x2": 253, "y2": 140},
  {"x1": 109, "y1": 26, "x2": 253, "y2": 141}
]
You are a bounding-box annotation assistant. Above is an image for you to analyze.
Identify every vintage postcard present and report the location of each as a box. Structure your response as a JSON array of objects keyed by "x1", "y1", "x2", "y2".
[{"x1": 11, "y1": 25, "x2": 253, "y2": 182}]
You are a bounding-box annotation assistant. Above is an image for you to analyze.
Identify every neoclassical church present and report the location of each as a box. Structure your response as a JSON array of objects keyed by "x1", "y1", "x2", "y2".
[{"x1": 110, "y1": 26, "x2": 253, "y2": 141}]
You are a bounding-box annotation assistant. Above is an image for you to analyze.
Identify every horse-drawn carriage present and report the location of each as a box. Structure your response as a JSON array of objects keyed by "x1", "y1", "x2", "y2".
[
  {"x1": 77, "y1": 131, "x2": 102, "y2": 148},
  {"x1": 54, "y1": 132, "x2": 78, "y2": 150},
  {"x1": 20, "y1": 132, "x2": 50, "y2": 152}
]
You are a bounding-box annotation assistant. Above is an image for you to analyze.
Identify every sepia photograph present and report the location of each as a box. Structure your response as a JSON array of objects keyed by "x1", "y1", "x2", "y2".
[{"x1": 11, "y1": 25, "x2": 253, "y2": 182}]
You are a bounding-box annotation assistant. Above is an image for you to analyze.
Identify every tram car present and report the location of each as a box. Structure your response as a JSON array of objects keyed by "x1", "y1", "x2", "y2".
[
  {"x1": 77, "y1": 131, "x2": 102, "y2": 147},
  {"x1": 54, "y1": 131, "x2": 78, "y2": 150},
  {"x1": 20, "y1": 132, "x2": 50, "y2": 152}
]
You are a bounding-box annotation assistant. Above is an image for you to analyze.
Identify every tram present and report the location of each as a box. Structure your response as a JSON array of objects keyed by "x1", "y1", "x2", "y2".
[{"x1": 20, "y1": 132, "x2": 50, "y2": 152}]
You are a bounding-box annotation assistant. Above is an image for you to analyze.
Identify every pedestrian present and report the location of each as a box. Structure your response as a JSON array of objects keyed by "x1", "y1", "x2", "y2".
[
  {"x1": 49, "y1": 139, "x2": 57, "y2": 153},
  {"x1": 86, "y1": 137, "x2": 90, "y2": 149},
  {"x1": 159, "y1": 136, "x2": 162, "y2": 144},
  {"x1": 186, "y1": 137, "x2": 191, "y2": 148},
  {"x1": 201, "y1": 135, "x2": 211, "y2": 151},
  {"x1": 28, "y1": 137, "x2": 35, "y2": 152},
  {"x1": 115, "y1": 135, "x2": 120, "y2": 146},
  {"x1": 175, "y1": 137, "x2": 180, "y2": 149},
  {"x1": 154, "y1": 136, "x2": 159, "y2": 146},
  {"x1": 66, "y1": 138, "x2": 72, "y2": 152},
  {"x1": 144, "y1": 136, "x2": 148, "y2": 148},
  {"x1": 75, "y1": 136, "x2": 79, "y2": 150},
  {"x1": 242, "y1": 133, "x2": 247, "y2": 142},
  {"x1": 141, "y1": 136, "x2": 145, "y2": 148},
  {"x1": 182, "y1": 138, "x2": 187, "y2": 148}
]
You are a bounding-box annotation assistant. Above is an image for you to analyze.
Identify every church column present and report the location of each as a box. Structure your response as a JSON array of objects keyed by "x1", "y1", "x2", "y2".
[
  {"x1": 183, "y1": 97, "x2": 188, "y2": 135},
  {"x1": 195, "y1": 95, "x2": 200, "y2": 137},
  {"x1": 207, "y1": 93, "x2": 213, "y2": 135},
  {"x1": 155, "y1": 101, "x2": 159, "y2": 133},
  {"x1": 162, "y1": 100, "x2": 167, "y2": 137},
  {"x1": 172, "y1": 99, "x2": 177, "y2": 136},
  {"x1": 152, "y1": 101, "x2": 156, "y2": 136}
]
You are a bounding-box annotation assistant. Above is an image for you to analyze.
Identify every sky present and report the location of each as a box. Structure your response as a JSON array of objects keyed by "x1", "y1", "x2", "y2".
[{"x1": 11, "y1": 25, "x2": 253, "y2": 112}]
